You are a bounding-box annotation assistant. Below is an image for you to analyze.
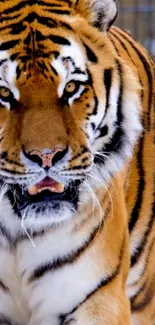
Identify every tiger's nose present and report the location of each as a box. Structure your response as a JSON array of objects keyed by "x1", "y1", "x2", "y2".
[{"x1": 23, "y1": 147, "x2": 68, "y2": 168}]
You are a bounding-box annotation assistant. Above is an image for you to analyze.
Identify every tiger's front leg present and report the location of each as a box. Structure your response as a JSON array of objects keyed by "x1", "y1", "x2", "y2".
[
  {"x1": 61, "y1": 285, "x2": 131, "y2": 325},
  {"x1": 28, "y1": 287, "x2": 131, "y2": 325}
]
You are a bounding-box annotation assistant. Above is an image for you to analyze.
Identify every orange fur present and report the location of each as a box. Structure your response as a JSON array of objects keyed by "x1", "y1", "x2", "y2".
[{"x1": 0, "y1": 1, "x2": 154, "y2": 324}]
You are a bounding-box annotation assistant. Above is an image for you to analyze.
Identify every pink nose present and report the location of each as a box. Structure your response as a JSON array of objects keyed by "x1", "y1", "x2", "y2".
[{"x1": 29, "y1": 148, "x2": 65, "y2": 168}]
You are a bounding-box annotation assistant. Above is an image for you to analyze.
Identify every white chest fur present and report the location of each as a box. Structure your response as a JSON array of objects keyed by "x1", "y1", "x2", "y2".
[{"x1": 0, "y1": 199, "x2": 105, "y2": 325}]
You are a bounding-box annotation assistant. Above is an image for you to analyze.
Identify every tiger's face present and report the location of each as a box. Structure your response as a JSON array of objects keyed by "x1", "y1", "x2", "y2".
[{"x1": 0, "y1": 0, "x2": 142, "y2": 228}]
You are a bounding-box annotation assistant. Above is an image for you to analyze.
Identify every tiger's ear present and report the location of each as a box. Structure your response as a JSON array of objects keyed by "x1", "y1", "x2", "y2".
[{"x1": 74, "y1": 0, "x2": 118, "y2": 31}]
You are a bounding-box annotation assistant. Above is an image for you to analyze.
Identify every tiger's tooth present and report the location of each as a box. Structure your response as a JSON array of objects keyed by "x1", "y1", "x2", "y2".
[
  {"x1": 28, "y1": 185, "x2": 38, "y2": 195},
  {"x1": 55, "y1": 183, "x2": 65, "y2": 193}
]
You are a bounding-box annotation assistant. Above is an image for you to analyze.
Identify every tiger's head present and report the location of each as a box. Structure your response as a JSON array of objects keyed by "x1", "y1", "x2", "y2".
[{"x1": 0, "y1": 0, "x2": 142, "y2": 228}]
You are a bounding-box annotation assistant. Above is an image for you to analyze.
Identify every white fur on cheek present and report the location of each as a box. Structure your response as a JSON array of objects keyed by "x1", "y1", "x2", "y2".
[
  {"x1": 0, "y1": 49, "x2": 9, "y2": 61},
  {"x1": 0, "y1": 58, "x2": 20, "y2": 108},
  {"x1": 5, "y1": 60, "x2": 20, "y2": 100}
]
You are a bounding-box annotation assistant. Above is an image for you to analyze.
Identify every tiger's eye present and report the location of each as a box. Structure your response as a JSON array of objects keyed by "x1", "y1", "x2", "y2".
[
  {"x1": 65, "y1": 81, "x2": 77, "y2": 93},
  {"x1": 0, "y1": 87, "x2": 11, "y2": 98}
]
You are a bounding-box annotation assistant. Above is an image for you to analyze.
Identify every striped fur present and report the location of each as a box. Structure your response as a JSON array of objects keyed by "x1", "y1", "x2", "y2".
[{"x1": 0, "y1": 1, "x2": 154, "y2": 325}]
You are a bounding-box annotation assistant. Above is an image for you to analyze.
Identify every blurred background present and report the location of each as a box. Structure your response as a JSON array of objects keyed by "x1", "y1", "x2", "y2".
[{"x1": 115, "y1": 0, "x2": 155, "y2": 55}]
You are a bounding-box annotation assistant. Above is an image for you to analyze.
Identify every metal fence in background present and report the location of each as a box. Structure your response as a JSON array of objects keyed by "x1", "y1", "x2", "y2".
[{"x1": 115, "y1": 0, "x2": 155, "y2": 55}]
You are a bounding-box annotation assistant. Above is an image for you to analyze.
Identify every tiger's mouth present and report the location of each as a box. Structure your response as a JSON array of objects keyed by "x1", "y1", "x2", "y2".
[
  {"x1": 27, "y1": 177, "x2": 65, "y2": 196},
  {"x1": 7, "y1": 176, "x2": 81, "y2": 216}
]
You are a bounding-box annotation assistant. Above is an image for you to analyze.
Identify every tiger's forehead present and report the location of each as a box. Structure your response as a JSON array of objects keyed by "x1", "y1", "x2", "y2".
[
  {"x1": 0, "y1": 0, "x2": 84, "y2": 76},
  {"x1": 0, "y1": 33, "x2": 88, "y2": 107},
  {"x1": 0, "y1": 34, "x2": 87, "y2": 83}
]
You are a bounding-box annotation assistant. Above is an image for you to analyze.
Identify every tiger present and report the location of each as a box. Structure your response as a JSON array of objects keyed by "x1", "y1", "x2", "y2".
[{"x1": 0, "y1": 0, "x2": 154, "y2": 324}]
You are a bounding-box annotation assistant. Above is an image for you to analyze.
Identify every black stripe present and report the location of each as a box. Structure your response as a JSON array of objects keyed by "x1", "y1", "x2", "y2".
[
  {"x1": 93, "y1": 95, "x2": 98, "y2": 115},
  {"x1": 109, "y1": 34, "x2": 120, "y2": 56},
  {"x1": 91, "y1": 123, "x2": 96, "y2": 130},
  {"x1": 130, "y1": 281, "x2": 147, "y2": 310},
  {"x1": 72, "y1": 68, "x2": 86, "y2": 76},
  {"x1": 131, "y1": 196, "x2": 155, "y2": 266},
  {"x1": 0, "y1": 315, "x2": 17, "y2": 325},
  {"x1": 49, "y1": 35, "x2": 70, "y2": 46},
  {"x1": 94, "y1": 61, "x2": 124, "y2": 164},
  {"x1": 0, "y1": 152, "x2": 7, "y2": 159},
  {"x1": 0, "y1": 168, "x2": 27, "y2": 176},
  {"x1": 71, "y1": 146, "x2": 89, "y2": 161},
  {"x1": 129, "y1": 136, "x2": 145, "y2": 232},
  {"x1": 118, "y1": 29, "x2": 153, "y2": 130},
  {"x1": 83, "y1": 43, "x2": 98, "y2": 64},
  {"x1": 10, "y1": 53, "x2": 20, "y2": 61},
  {"x1": 62, "y1": 0, "x2": 72, "y2": 5},
  {"x1": 131, "y1": 181, "x2": 155, "y2": 279},
  {"x1": 35, "y1": 30, "x2": 46, "y2": 42},
  {"x1": 51, "y1": 51, "x2": 59, "y2": 58},
  {"x1": 0, "y1": 13, "x2": 20, "y2": 23},
  {"x1": 59, "y1": 239, "x2": 125, "y2": 324},
  {"x1": 29, "y1": 221, "x2": 104, "y2": 283},
  {"x1": 48, "y1": 0, "x2": 72, "y2": 6},
  {"x1": 18, "y1": 55, "x2": 31, "y2": 63},
  {"x1": 4, "y1": 158, "x2": 23, "y2": 167},
  {"x1": 132, "y1": 236, "x2": 155, "y2": 286},
  {"x1": 65, "y1": 164, "x2": 91, "y2": 171},
  {"x1": 51, "y1": 66, "x2": 58, "y2": 76},
  {"x1": 45, "y1": 9, "x2": 70, "y2": 15},
  {"x1": 35, "y1": 15, "x2": 57, "y2": 28},
  {"x1": 94, "y1": 60, "x2": 124, "y2": 166},
  {"x1": 16, "y1": 66, "x2": 22, "y2": 80},
  {"x1": 104, "y1": 68, "x2": 112, "y2": 116},
  {"x1": 110, "y1": 30, "x2": 135, "y2": 63},
  {"x1": 131, "y1": 275, "x2": 155, "y2": 312},
  {"x1": 110, "y1": 30, "x2": 144, "y2": 100},
  {"x1": 1, "y1": 0, "x2": 31, "y2": 15},
  {"x1": 59, "y1": 22, "x2": 73, "y2": 31},
  {"x1": 0, "y1": 59, "x2": 7, "y2": 66},
  {"x1": 39, "y1": 0, "x2": 72, "y2": 7},
  {"x1": 37, "y1": 61, "x2": 49, "y2": 72},
  {"x1": 83, "y1": 70, "x2": 97, "y2": 116},
  {"x1": 24, "y1": 32, "x2": 32, "y2": 46},
  {"x1": 105, "y1": 59, "x2": 123, "y2": 148},
  {"x1": 97, "y1": 125, "x2": 109, "y2": 138},
  {"x1": 0, "y1": 40, "x2": 19, "y2": 51},
  {"x1": 10, "y1": 22, "x2": 27, "y2": 35},
  {"x1": 0, "y1": 21, "x2": 23, "y2": 33},
  {"x1": 0, "y1": 280, "x2": 9, "y2": 292},
  {"x1": 37, "y1": 1, "x2": 63, "y2": 8}
]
